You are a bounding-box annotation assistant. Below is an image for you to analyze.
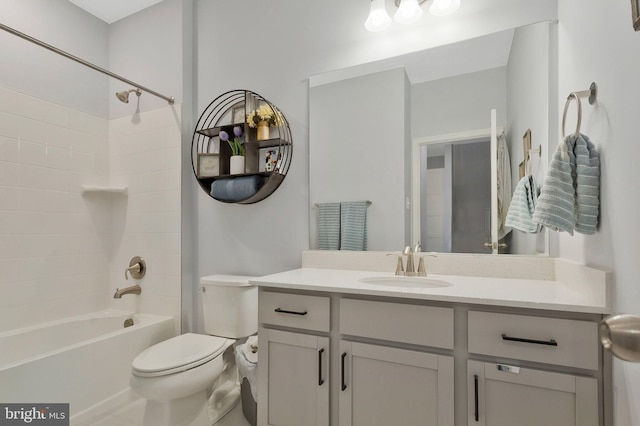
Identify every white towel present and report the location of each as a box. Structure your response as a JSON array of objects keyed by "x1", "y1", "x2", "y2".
[{"x1": 505, "y1": 175, "x2": 541, "y2": 233}]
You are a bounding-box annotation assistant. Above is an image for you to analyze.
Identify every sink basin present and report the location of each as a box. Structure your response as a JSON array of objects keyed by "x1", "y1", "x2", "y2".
[{"x1": 359, "y1": 276, "x2": 452, "y2": 288}]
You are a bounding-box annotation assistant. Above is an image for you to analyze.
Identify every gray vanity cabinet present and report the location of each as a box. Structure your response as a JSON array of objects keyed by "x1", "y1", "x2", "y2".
[
  {"x1": 257, "y1": 292, "x2": 331, "y2": 426},
  {"x1": 467, "y1": 310, "x2": 602, "y2": 426},
  {"x1": 340, "y1": 341, "x2": 453, "y2": 426},
  {"x1": 258, "y1": 328, "x2": 329, "y2": 426},
  {"x1": 338, "y1": 298, "x2": 455, "y2": 425},
  {"x1": 257, "y1": 289, "x2": 607, "y2": 426},
  {"x1": 467, "y1": 360, "x2": 598, "y2": 426}
]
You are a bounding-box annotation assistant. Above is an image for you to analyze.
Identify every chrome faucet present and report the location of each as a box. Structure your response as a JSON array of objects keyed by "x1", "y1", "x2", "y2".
[
  {"x1": 403, "y1": 246, "x2": 416, "y2": 276},
  {"x1": 113, "y1": 284, "x2": 142, "y2": 299}
]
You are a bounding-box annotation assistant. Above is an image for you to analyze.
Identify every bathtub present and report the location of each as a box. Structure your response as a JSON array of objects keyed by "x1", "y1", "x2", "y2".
[{"x1": 0, "y1": 309, "x2": 174, "y2": 420}]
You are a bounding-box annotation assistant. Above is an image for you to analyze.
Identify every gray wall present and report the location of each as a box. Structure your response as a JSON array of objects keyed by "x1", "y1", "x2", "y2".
[
  {"x1": 506, "y1": 21, "x2": 553, "y2": 255},
  {"x1": 411, "y1": 67, "x2": 508, "y2": 138},
  {"x1": 0, "y1": 0, "x2": 109, "y2": 117},
  {"x1": 309, "y1": 68, "x2": 408, "y2": 251}
]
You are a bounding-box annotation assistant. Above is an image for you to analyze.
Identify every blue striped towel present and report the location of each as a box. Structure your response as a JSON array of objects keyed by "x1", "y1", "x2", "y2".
[
  {"x1": 316, "y1": 203, "x2": 340, "y2": 250},
  {"x1": 532, "y1": 136, "x2": 577, "y2": 235},
  {"x1": 340, "y1": 201, "x2": 368, "y2": 251},
  {"x1": 533, "y1": 133, "x2": 600, "y2": 235},
  {"x1": 574, "y1": 134, "x2": 600, "y2": 235},
  {"x1": 505, "y1": 175, "x2": 541, "y2": 233}
]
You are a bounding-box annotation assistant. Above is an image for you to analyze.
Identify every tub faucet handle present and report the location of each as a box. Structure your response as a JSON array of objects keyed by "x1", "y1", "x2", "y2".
[{"x1": 125, "y1": 256, "x2": 146, "y2": 280}]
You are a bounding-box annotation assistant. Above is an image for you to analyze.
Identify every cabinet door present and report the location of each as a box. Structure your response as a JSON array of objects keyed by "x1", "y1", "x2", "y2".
[
  {"x1": 340, "y1": 341, "x2": 454, "y2": 426},
  {"x1": 467, "y1": 360, "x2": 599, "y2": 426},
  {"x1": 258, "y1": 328, "x2": 329, "y2": 426}
]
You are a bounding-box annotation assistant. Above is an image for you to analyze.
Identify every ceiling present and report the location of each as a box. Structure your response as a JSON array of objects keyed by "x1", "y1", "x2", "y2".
[{"x1": 67, "y1": 0, "x2": 164, "y2": 24}]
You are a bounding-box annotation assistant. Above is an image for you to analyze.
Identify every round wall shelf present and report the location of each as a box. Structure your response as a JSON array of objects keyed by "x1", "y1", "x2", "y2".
[{"x1": 191, "y1": 90, "x2": 292, "y2": 204}]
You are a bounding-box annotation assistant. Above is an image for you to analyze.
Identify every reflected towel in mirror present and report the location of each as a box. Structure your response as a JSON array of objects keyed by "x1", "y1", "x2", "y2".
[{"x1": 506, "y1": 175, "x2": 541, "y2": 233}]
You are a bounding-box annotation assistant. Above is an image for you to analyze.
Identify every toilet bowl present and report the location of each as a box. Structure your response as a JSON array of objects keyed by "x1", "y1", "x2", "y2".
[{"x1": 130, "y1": 275, "x2": 257, "y2": 426}]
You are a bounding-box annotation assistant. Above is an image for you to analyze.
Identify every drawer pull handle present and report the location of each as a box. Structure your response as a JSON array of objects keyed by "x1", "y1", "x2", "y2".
[
  {"x1": 274, "y1": 308, "x2": 308, "y2": 316},
  {"x1": 341, "y1": 352, "x2": 347, "y2": 391},
  {"x1": 501, "y1": 333, "x2": 558, "y2": 346},
  {"x1": 474, "y1": 374, "x2": 479, "y2": 422},
  {"x1": 318, "y1": 348, "x2": 325, "y2": 386}
]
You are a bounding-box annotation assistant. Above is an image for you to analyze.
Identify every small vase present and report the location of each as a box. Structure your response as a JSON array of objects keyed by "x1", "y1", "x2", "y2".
[
  {"x1": 230, "y1": 155, "x2": 245, "y2": 174},
  {"x1": 257, "y1": 120, "x2": 270, "y2": 141}
]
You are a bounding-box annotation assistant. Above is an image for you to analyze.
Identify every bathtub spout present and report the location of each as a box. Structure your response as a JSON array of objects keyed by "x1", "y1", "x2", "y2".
[{"x1": 114, "y1": 285, "x2": 141, "y2": 299}]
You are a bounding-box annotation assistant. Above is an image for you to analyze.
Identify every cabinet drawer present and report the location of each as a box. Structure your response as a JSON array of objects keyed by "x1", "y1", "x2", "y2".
[
  {"x1": 340, "y1": 299, "x2": 453, "y2": 349},
  {"x1": 468, "y1": 311, "x2": 599, "y2": 370},
  {"x1": 259, "y1": 291, "x2": 330, "y2": 332}
]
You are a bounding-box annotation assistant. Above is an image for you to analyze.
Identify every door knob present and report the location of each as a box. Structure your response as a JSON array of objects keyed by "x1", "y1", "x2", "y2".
[{"x1": 600, "y1": 314, "x2": 640, "y2": 362}]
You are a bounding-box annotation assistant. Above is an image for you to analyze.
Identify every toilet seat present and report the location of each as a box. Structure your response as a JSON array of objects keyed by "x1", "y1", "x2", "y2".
[{"x1": 132, "y1": 333, "x2": 231, "y2": 378}]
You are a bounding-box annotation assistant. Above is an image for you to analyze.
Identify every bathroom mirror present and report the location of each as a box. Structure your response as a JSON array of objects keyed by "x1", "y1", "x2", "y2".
[{"x1": 309, "y1": 21, "x2": 554, "y2": 255}]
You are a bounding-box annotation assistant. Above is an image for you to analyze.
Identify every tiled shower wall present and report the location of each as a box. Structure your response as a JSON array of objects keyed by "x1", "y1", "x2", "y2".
[
  {"x1": 108, "y1": 106, "x2": 182, "y2": 333},
  {"x1": 0, "y1": 86, "x2": 181, "y2": 333}
]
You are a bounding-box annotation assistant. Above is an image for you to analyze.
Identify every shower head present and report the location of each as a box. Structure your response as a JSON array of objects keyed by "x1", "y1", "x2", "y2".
[{"x1": 115, "y1": 88, "x2": 142, "y2": 103}]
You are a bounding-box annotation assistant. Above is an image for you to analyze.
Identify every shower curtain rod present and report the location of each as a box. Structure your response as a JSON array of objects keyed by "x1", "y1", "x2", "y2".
[{"x1": 0, "y1": 22, "x2": 175, "y2": 104}]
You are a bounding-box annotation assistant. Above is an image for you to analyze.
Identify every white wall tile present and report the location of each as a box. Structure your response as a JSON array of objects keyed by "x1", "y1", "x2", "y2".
[
  {"x1": 0, "y1": 111, "x2": 21, "y2": 139},
  {"x1": 0, "y1": 136, "x2": 20, "y2": 163},
  {"x1": 0, "y1": 89, "x2": 179, "y2": 333},
  {"x1": 19, "y1": 140, "x2": 47, "y2": 167}
]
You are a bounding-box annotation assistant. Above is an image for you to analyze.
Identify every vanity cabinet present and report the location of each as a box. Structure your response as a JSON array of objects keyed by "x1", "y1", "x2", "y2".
[
  {"x1": 257, "y1": 291, "x2": 455, "y2": 426},
  {"x1": 257, "y1": 292, "x2": 330, "y2": 426},
  {"x1": 467, "y1": 360, "x2": 598, "y2": 426},
  {"x1": 258, "y1": 328, "x2": 329, "y2": 426},
  {"x1": 466, "y1": 310, "x2": 601, "y2": 426},
  {"x1": 340, "y1": 341, "x2": 453, "y2": 426},
  {"x1": 257, "y1": 289, "x2": 608, "y2": 426}
]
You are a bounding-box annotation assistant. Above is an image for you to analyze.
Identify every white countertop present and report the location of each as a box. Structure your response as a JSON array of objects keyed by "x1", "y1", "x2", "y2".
[{"x1": 251, "y1": 267, "x2": 613, "y2": 314}]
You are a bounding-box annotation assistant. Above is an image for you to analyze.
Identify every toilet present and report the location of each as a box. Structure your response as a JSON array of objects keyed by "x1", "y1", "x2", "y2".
[{"x1": 130, "y1": 275, "x2": 257, "y2": 426}]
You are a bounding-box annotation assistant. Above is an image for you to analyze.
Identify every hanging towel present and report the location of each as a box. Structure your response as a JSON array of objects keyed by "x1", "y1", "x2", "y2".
[
  {"x1": 316, "y1": 203, "x2": 340, "y2": 250},
  {"x1": 505, "y1": 175, "x2": 541, "y2": 233},
  {"x1": 574, "y1": 134, "x2": 600, "y2": 235},
  {"x1": 497, "y1": 132, "x2": 512, "y2": 239},
  {"x1": 340, "y1": 201, "x2": 368, "y2": 251},
  {"x1": 532, "y1": 136, "x2": 577, "y2": 235}
]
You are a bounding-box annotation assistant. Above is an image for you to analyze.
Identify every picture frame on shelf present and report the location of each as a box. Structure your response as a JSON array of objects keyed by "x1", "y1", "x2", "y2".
[
  {"x1": 633, "y1": 0, "x2": 640, "y2": 31},
  {"x1": 197, "y1": 153, "x2": 220, "y2": 178}
]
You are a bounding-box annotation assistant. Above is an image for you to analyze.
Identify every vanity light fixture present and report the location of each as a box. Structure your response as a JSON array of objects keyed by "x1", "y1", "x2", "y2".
[
  {"x1": 365, "y1": 0, "x2": 393, "y2": 32},
  {"x1": 394, "y1": 0, "x2": 423, "y2": 25},
  {"x1": 429, "y1": 0, "x2": 460, "y2": 16},
  {"x1": 365, "y1": 0, "x2": 460, "y2": 32}
]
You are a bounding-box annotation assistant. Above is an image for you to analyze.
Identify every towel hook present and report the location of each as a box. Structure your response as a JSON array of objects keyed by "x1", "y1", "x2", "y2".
[{"x1": 562, "y1": 82, "x2": 597, "y2": 138}]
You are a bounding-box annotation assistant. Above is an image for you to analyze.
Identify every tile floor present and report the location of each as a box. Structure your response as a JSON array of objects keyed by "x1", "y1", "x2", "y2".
[{"x1": 74, "y1": 396, "x2": 251, "y2": 426}]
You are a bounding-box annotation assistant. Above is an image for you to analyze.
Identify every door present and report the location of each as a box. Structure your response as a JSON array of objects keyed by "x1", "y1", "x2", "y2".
[
  {"x1": 340, "y1": 341, "x2": 454, "y2": 426},
  {"x1": 468, "y1": 360, "x2": 598, "y2": 426},
  {"x1": 257, "y1": 328, "x2": 329, "y2": 426}
]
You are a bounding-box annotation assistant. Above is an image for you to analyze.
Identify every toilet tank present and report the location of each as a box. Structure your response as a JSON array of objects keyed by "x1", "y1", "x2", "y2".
[{"x1": 201, "y1": 274, "x2": 258, "y2": 338}]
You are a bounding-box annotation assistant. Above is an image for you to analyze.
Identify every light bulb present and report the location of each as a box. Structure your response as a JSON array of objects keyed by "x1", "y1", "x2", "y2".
[
  {"x1": 429, "y1": 0, "x2": 460, "y2": 16},
  {"x1": 394, "y1": 0, "x2": 423, "y2": 25},
  {"x1": 365, "y1": 0, "x2": 392, "y2": 32}
]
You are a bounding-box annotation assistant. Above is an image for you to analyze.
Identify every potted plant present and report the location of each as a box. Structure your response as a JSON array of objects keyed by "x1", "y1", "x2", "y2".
[
  {"x1": 246, "y1": 104, "x2": 282, "y2": 141},
  {"x1": 219, "y1": 126, "x2": 245, "y2": 174}
]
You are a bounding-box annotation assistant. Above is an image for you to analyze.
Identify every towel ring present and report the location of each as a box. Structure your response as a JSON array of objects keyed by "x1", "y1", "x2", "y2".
[{"x1": 562, "y1": 82, "x2": 597, "y2": 138}]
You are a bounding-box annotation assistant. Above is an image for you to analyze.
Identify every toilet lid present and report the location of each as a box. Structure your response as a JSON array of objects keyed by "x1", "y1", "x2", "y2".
[{"x1": 132, "y1": 333, "x2": 230, "y2": 377}]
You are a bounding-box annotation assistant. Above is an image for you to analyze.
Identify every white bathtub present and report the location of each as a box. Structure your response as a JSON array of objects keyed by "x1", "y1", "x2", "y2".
[{"x1": 0, "y1": 309, "x2": 174, "y2": 420}]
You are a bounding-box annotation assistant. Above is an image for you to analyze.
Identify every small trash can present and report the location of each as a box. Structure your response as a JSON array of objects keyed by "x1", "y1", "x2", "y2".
[{"x1": 235, "y1": 339, "x2": 258, "y2": 426}]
